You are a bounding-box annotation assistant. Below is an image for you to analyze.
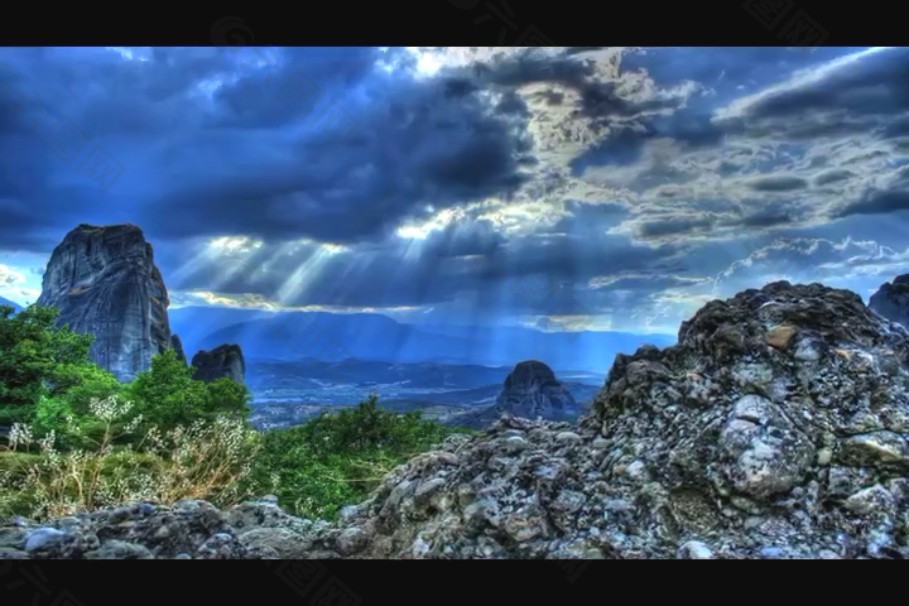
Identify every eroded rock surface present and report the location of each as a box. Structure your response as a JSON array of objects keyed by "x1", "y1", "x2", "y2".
[
  {"x1": 869, "y1": 274, "x2": 909, "y2": 328},
  {"x1": 304, "y1": 281, "x2": 909, "y2": 558},
  {"x1": 36, "y1": 224, "x2": 172, "y2": 381},
  {"x1": 191, "y1": 344, "x2": 246, "y2": 384}
]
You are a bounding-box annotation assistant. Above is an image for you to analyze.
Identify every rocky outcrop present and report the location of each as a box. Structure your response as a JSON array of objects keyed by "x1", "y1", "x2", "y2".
[
  {"x1": 16, "y1": 281, "x2": 909, "y2": 559},
  {"x1": 36, "y1": 224, "x2": 172, "y2": 381},
  {"x1": 298, "y1": 281, "x2": 909, "y2": 559},
  {"x1": 170, "y1": 334, "x2": 187, "y2": 365},
  {"x1": 869, "y1": 274, "x2": 909, "y2": 328},
  {"x1": 0, "y1": 497, "x2": 333, "y2": 559},
  {"x1": 451, "y1": 360, "x2": 579, "y2": 429},
  {"x1": 496, "y1": 360, "x2": 578, "y2": 418},
  {"x1": 191, "y1": 344, "x2": 245, "y2": 383}
]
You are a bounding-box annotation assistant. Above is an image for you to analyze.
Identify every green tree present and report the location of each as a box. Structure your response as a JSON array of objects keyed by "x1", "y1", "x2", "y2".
[
  {"x1": 126, "y1": 349, "x2": 251, "y2": 431},
  {"x1": 126, "y1": 348, "x2": 209, "y2": 429},
  {"x1": 204, "y1": 377, "x2": 252, "y2": 420},
  {"x1": 0, "y1": 305, "x2": 97, "y2": 425}
]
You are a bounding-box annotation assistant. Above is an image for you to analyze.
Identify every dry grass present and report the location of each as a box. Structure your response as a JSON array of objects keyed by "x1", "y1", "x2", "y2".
[{"x1": 0, "y1": 395, "x2": 260, "y2": 521}]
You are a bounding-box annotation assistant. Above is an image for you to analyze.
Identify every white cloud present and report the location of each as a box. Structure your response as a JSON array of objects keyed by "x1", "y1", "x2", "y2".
[{"x1": 0, "y1": 263, "x2": 25, "y2": 286}]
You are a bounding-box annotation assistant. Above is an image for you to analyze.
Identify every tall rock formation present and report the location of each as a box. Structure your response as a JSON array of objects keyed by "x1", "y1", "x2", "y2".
[
  {"x1": 449, "y1": 360, "x2": 579, "y2": 429},
  {"x1": 191, "y1": 344, "x2": 245, "y2": 383},
  {"x1": 36, "y1": 224, "x2": 172, "y2": 381},
  {"x1": 495, "y1": 360, "x2": 578, "y2": 419},
  {"x1": 869, "y1": 274, "x2": 909, "y2": 328}
]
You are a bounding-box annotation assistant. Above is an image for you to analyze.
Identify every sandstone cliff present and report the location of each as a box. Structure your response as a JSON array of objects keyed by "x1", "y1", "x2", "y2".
[{"x1": 36, "y1": 224, "x2": 172, "y2": 381}]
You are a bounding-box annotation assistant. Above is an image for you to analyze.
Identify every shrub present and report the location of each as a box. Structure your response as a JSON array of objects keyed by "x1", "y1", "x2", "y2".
[
  {"x1": 125, "y1": 349, "x2": 252, "y2": 432},
  {"x1": 0, "y1": 395, "x2": 260, "y2": 521},
  {"x1": 247, "y1": 395, "x2": 470, "y2": 520}
]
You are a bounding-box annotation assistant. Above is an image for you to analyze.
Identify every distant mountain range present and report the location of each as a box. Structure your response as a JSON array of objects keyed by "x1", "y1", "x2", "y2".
[{"x1": 169, "y1": 306, "x2": 676, "y2": 374}]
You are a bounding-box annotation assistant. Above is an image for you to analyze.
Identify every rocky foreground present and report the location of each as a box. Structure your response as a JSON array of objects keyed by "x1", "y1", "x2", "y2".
[{"x1": 6, "y1": 281, "x2": 909, "y2": 559}]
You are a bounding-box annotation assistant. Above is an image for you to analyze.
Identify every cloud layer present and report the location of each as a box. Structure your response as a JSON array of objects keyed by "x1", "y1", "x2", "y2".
[{"x1": 1, "y1": 46, "x2": 907, "y2": 333}]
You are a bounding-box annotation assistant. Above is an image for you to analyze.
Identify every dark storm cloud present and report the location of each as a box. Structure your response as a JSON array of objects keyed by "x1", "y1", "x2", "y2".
[
  {"x1": 636, "y1": 216, "x2": 716, "y2": 239},
  {"x1": 469, "y1": 49, "x2": 688, "y2": 127},
  {"x1": 212, "y1": 47, "x2": 379, "y2": 128},
  {"x1": 0, "y1": 48, "x2": 536, "y2": 249},
  {"x1": 6, "y1": 46, "x2": 909, "y2": 332},
  {"x1": 620, "y1": 47, "x2": 859, "y2": 99},
  {"x1": 570, "y1": 110, "x2": 727, "y2": 176},
  {"x1": 739, "y1": 207, "x2": 795, "y2": 228},
  {"x1": 815, "y1": 170, "x2": 854, "y2": 186},
  {"x1": 717, "y1": 48, "x2": 909, "y2": 141},
  {"x1": 747, "y1": 175, "x2": 808, "y2": 192},
  {"x1": 747, "y1": 49, "x2": 909, "y2": 120},
  {"x1": 836, "y1": 189, "x2": 909, "y2": 218}
]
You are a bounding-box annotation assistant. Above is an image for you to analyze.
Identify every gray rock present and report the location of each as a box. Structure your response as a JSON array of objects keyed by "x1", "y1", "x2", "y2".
[
  {"x1": 336, "y1": 528, "x2": 367, "y2": 555},
  {"x1": 237, "y1": 527, "x2": 312, "y2": 558},
  {"x1": 170, "y1": 334, "x2": 187, "y2": 365},
  {"x1": 85, "y1": 540, "x2": 153, "y2": 559},
  {"x1": 36, "y1": 224, "x2": 172, "y2": 381},
  {"x1": 677, "y1": 541, "x2": 714, "y2": 559},
  {"x1": 0, "y1": 547, "x2": 29, "y2": 559},
  {"x1": 844, "y1": 485, "x2": 895, "y2": 516},
  {"x1": 191, "y1": 344, "x2": 245, "y2": 383},
  {"x1": 556, "y1": 431, "x2": 582, "y2": 444},
  {"x1": 0, "y1": 527, "x2": 27, "y2": 550},
  {"x1": 718, "y1": 395, "x2": 815, "y2": 499},
  {"x1": 496, "y1": 360, "x2": 578, "y2": 420},
  {"x1": 24, "y1": 528, "x2": 67, "y2": 553},
  {"x1": 869, "y1": 275, "x2": 909, "y2": 329},
  {"x1": 195, "y1": 532, "x2": 246, "y2": 559}
]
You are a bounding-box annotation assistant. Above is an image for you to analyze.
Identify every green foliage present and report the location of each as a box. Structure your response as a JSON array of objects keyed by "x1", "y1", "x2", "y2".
[
  {"x1": 0, "y1": 396, "x2": 259, "y2": 521},
  {"x1": 247, "y1": 395, "x2": 470, "y2": 520},
  {"x1": 0, "y1": 305, "x2": 96, "y2": 421},
  {"x1": 126, "y1": 349, "x2": 252, "y2": 431},
  {"x1": 1, "y1": 303, "x2": 471, "y2": 523},
  {"x1": 58, "y1": 364, "x2": 122, "y2": 415},
  {"x1": 204, "y1": 377, "x2": 254, "y2": 420}
]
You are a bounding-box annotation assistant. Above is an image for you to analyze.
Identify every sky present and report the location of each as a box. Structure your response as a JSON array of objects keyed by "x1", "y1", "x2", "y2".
[{"x1": 1, "y1": 46, "x2": 908, "y2": 335}]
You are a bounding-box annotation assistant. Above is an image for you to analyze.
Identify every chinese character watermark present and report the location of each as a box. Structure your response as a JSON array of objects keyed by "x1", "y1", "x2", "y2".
[
  {"x1": 742, "y1": 0, "x2": 829, "y2": 46},
  {"x1": 264, "y1": 561, "x2": 362, "y2": 605},
  {"x1": 2, "y1": 563, "x2": 86, "y2": 606},
  {"x1": 448, "y1": 1, "x2": 554, "y2": 45},
  {"x1": 209, "y1": 17, "x2": 355, "y2": 136}
]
